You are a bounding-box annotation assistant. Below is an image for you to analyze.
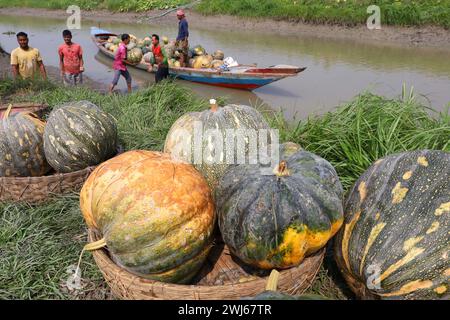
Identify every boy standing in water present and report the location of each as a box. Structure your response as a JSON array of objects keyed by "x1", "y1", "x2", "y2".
[
  {"x1": 11, "y1": 32, "x2": 47, "y2": 80},
  {"x1": 58, "y1": 30, "x2": 84, "y2": 86},
  {"x1": 109, "y1": 34, "x2": 132, "y2": 94}
]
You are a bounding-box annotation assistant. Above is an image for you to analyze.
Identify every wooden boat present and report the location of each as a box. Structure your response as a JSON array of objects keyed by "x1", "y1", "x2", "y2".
[{"x1": 91, "y1": 27, "x2": 306, "y2": 90}]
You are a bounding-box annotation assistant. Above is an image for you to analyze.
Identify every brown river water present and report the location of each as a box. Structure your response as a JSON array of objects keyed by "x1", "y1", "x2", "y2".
[{"x1": 0, "y1": 14, "x2": 449, "y2": 121}]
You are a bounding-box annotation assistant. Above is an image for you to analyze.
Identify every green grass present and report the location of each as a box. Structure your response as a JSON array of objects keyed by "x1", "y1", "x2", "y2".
[
  {"x1": 0, "y1": 0, "x2": 190, "y2": 12},
  {"x1": 0, "y1": 78, "x2": 449, "y2": 299},
  {"x1": 270, "y1": 87, "x2": 450, "y2": 191},
  {"x1": 196, "y1": 0, "x2": 450, "y2": 28}
]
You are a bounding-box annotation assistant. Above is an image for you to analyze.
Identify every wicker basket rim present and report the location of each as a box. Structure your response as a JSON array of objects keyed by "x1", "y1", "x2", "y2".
[
  {"x1": 0, "y1": 102, "x2": 49, "y2": 111},
  {"x1": 88, "y1": 229, "x2": 325, "y2": 291},
  {"x1": 0, "y1": 166, "x2": 96, "y2": 183}
]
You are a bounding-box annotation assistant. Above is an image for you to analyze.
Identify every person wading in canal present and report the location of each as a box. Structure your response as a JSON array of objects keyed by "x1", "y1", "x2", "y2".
[
  {"x1": 175, "y1": 9, "x2": 189, "y2": 67},
  {"x1": 109, "y1": 33, "x2": 132, "y2": 94},
  {"x1": 11, "y1": 32, "x2": 47, "y2": 80},
  {"x1": 58, "y1": 30, "x2": 84, "y2": 86},
  {"x1": 148, "y1": 34, "x2": 169, "y2": 83}
]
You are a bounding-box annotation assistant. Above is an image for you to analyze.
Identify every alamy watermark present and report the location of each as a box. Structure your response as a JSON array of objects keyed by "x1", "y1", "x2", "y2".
[
  {"x1": 169, "y1": 121, "x2": 280, "y2": 175},
  {"x1": 367, "y1": 5, "x2": 381, "y2": 30},
  {"x1": 66, "y1": 5, "x2": 81, "y2": 30}
]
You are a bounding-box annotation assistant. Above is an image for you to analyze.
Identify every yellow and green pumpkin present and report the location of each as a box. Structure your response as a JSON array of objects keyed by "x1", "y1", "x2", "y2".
[
  {"x1": 127, "y1": 48, "x2": 143, "y2": 64},
  {"x1": 192, "y1": 55, "x2": 213, "y2": 69},
  {"x1": 334, "y1": 150, "x2": 450, "y2": 300},
  {"x1": 43, "y1": 101, "x2": 117, "y2": 173},
  {"x1": 80, "y1": 150, "x2": 216, "y2": 284},
  {"x1": 0, "y1": 107, "x2": 50, "y2": 177},
  {"x1": 216, "y1": 142, "x2": 344, "y2": 269}
]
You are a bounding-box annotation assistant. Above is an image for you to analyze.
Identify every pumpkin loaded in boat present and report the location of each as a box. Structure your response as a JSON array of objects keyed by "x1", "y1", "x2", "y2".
[{"x1": 334, "y1": 150, "x2": 449, "y2": 300}]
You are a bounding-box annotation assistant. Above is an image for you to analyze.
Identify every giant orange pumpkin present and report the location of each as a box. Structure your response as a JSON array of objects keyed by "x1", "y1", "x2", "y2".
[{"x1": 80, "y1": 150, "x2": 215, "y2": 284}]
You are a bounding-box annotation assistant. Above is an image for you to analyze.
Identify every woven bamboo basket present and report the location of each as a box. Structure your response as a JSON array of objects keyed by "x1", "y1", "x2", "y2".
[
  {"x1": 0, "y1": 166, "x2": 96, "y2": 203},
  {"x1": 88, "y1": 229, "x2": 324, "y2": 300},
  {"x1": 0, "y1": 102, "x2": 49, "y2": 118}
]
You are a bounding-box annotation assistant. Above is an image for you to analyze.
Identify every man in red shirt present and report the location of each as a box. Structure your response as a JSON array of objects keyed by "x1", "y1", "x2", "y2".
[
  {"x1": 148, "y1": 34, "x2": 169, "y2": 83},
  {"x1": 58, "y1": 30, "x2": 84, "y2": 86}
]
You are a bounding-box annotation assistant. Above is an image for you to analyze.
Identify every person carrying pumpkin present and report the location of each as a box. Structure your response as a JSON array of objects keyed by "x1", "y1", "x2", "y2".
[
  {"x1": 109, "y1": 33, "x2": 132, "y2": 94},
  {"x1": 175, "y1": 9, "x2": 189, "y2": 67},
  {"x1": 148, "y1": 34, "x2": 169, "y2": 83},
  {"x1": 10, "y1": 31, "x2": 47, "y2": 80},
  {"x1": 58, "y1": 29, "x2": 84, "y2": 86}
]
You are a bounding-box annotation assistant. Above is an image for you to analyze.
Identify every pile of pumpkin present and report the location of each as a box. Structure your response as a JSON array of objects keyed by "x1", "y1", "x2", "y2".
[
  {"x1": 80, "y1": 99, "x2": 449, "y2": 300},
  {"x1": 103, "y1": 34, "x2": 225, "y2": 69},
  {"x1": 0, "y1": 101, "x2": 118, "y2": 178}
]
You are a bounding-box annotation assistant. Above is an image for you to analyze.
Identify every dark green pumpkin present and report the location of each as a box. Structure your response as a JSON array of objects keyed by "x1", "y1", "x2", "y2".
[
  {"x1": 216, "y1": 142, "x2": 344, "y2": 269},
  {"x1": 247, "y1": 270, "x2": 331, "y2": 300},
  {"x1": 0, "y1": 108, "x2": 50, "y2": 177},
  {"x1": 334, "y1": 150, "x2": 449, "y2": 300},
  {"x1": 43, "y1": 101, "x2": 117, "y2": 173},
  {"x1": 164, "y1": 101, "x2": 272, "y2": 190}
]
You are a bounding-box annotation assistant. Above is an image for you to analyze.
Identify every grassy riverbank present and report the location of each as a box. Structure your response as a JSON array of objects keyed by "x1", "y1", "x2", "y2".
[
  {"x1": 1, "y1": 1, "x2": 449, "y2": 28},
  {"x1": 197, "y1": 0, "x2": 450, "y2": 28},
  {"x1": 1, "y1": 78, "x2": 449, "y2": 299},
  {"x1": 0, "y1": 0, "x2": 189, "y2": 12}
]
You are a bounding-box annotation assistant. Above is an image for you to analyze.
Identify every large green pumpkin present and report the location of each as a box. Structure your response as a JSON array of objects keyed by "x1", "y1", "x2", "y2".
[
  {"x1": 216, "y1": 142, "x2": 344, "y2": 269},
  {"x1": 164, "y1": 101, "x2": 272, "y2": 190},
  {"x1": 0, "y1": 108, "x2": 50, "y2": 177},
  {"x1": 43, "y1": 101, "x2": 118, "y2": 173},
  {"x1": 334, "y1": 150, "x2": 449, "y2": 300}
]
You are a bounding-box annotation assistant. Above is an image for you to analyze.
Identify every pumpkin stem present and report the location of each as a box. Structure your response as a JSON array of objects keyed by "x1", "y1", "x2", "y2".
[
  {"x1": 3, "y1": 104, "x2": 13, "y2": 119},
  {"x1": 210, "y1": 99, "x2": 218, "y2": 112},
  {"x1": 84, "y1": 237, "x2": 107, "y2": 251},
  {"x1": 74, "y1": 237, "x2": 107, "y2": 282},
  {"x1": 265, "y1": 270, "x2": 280, "y2": 291},
  {"x1": 273, "y1": 160, "x2": 290, "y2": 177}
]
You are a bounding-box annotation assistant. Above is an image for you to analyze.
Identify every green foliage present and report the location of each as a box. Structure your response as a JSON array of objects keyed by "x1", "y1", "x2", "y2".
[
  {"x1": 0, "y1": 0, "x2": 189, "y2": 12},
  {"x1": 196, "y1": 0, "x2": 450, "y2": 28},
  {"x1": 269, "y1": 89, "x2": 450, "y2": 191}
]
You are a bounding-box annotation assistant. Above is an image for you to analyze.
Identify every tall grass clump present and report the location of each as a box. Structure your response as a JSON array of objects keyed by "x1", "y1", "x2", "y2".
[
  {"x1": 270, "y1": 90, "x2": 450, "y2": 191},
  {"x1": 12, "y1": 80, "x2": 208, "y2": 151}
]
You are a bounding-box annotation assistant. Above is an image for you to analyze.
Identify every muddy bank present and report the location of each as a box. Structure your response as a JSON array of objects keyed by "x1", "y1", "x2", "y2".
[
  {"x1": 1, "y1": 7, "x2": 450, "y2": 49},
  {"x1": 0, "y1": 45, "x2": 105, "y2": 93}
]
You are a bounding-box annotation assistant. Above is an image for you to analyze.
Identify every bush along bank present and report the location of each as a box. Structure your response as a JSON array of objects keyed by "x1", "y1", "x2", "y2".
[
  {"x1": 196, "y1": 0, "x2": 450, "y2": 28},
  {"x1": 1, "y1": 78, "x2": 449, "y2": 299}
]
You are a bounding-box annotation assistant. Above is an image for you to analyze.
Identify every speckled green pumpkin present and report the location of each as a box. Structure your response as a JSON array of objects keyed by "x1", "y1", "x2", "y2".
[
  {"x1": 216, "y1": 142, "x2": 344, "y2": 269},
  {"x1": 0, "y1": 111, "x2": 50, "y2": 177},
  {"x1": 334, "y1": 150, "x2": 450, "y2": 300},
  {"x1": 43, "y1": 101, "x2": 117, "y2": 173},
  {"x1": 164, "y1": 103, "x2": 272, "y2": 190}
]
